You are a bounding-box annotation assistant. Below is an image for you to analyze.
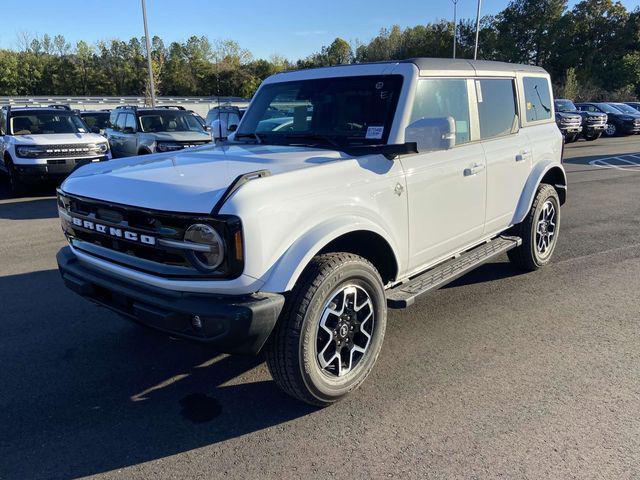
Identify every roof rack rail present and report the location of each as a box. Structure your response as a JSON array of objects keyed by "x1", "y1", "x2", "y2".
[
  {"x1": 48, "y1": 104, "x2": 72, "y2": 110},
  {"x1": 154, "y1": 105, "x2": 186, "y2": 110}
]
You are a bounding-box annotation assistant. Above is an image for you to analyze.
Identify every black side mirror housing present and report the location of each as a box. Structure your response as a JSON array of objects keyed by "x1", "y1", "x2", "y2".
[
  {"x1": 122, "y1": 127, "x2": 135, "y2": 134},
  {"x1": 90, "y1": 126, "x2": 101, "y2": 134},
  {"x1": 227, "y1": 124, "x2": 238, "y2": 133}
]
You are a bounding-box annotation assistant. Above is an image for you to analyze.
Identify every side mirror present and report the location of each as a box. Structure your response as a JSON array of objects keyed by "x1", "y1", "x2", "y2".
[
  {"x1": 122, "y1": 126, "x2": 135, "y2": 134},
  {"x1": 227, "y1": 124, "x2": 238, "y2": 132},
  {"x1": 405, "y1": 117, "x2": 456, "y2": 152},
  {"x1": 204, "y1": 125, "x2": 212, "y2": 132},
  {"x1": 90, "y1": 126, "x2": 101, "y2": 134}
]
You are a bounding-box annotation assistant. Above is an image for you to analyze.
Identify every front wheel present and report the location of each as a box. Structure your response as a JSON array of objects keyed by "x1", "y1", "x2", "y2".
[
  {"x1": 564, "y1": 133, "x2": 579, "y2": 143},
  {"x1": 508, "y1": 184, "x2": 561, "y2": 272},
  {"x1": 5, "y1": 159, "x2": 26, "y2": 196},
  {"x1": 604, "y1": 123, "x2": 617, "y2": 136},
  {"x1": 265, "y1": 253, "x2": 387, "y2": 406},
  {"x1": 584, "y1": 131, "x2": 601, "y2": 141}
]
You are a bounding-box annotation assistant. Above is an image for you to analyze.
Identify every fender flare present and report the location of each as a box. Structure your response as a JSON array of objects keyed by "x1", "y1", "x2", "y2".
[
  {"x1": 512, "y1": 160, "x2": 567, "y2": 225},
  {"x1": 260, "y1": 216, "x2": 402, "y2": 293}
]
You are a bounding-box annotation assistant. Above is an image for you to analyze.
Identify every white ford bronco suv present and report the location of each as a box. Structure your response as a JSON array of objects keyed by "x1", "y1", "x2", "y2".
[
  {"x1": 1, "y1": 105, "x2": 111, "y2": 194},
  {"x1": 56, "y1": 59, "x2": 566, "y2": 406}
]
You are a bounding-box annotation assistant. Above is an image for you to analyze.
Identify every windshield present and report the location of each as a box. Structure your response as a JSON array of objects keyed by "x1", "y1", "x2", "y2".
[
  {"x1": 554, "y1": 99, "x2": 577, "y2": 112},
  {"x1": 139, "y1": 111, "x2": 205, "y2": 133},
  {"x1": 81, "y1": 112, "x2": 110, "y2": 130},
  {"x1": 611, "y1": 103, "x2": 638, "y2": 114},
  {"x1": 10, "y1": 111, "x2": 87, "y2": 135},
  {"x1": 237, "y1": 75, "x2": 403, "y2": 147},
  {"x1": 596, "y1": 103, "x2": 622, "y2": 114}
]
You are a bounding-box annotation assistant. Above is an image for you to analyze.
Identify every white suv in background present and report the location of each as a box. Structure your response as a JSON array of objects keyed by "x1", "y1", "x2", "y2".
[
  {"x1": 0, "y1": 105, "x2": 110, "y2": 194},
  {"x1": 56, "y1": 59, "x2": 565, "y2": 406}
]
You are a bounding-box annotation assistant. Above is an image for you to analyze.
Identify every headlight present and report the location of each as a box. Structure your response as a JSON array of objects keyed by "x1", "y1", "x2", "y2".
[
  {"x1": 94, "y1": 142, "x2": 109, "y2": 153},
  {"x1": 16, "y1": 145, "x2": 44, "y2": 158},
  {"x1": 184, "y1": 223, "x2": 224, "y2": 271},
  {"x1": 156, "y1": 142, "x2": 183, "y2": 152}
]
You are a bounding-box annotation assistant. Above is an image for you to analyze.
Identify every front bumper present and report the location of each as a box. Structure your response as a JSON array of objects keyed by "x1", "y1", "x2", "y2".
[
  {"x1": 559, "y1": 125, "x2": 582, "y2": 134},
  {"x1": 14, "y1": 155, "x2": 110, "y2": 180},
  {"x1": 621, "y1": 121, "x2": 640, "y2": 134},
  {"x1": 57, "y1": 247, "x2": 284, "y2": 355}
]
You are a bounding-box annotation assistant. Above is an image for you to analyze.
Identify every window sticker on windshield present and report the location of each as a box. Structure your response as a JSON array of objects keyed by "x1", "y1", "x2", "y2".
[{"x1": 366, "y1": 126, "x2": 384, "y2": 139}]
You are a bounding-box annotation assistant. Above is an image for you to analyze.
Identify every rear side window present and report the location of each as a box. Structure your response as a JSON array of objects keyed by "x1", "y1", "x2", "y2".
[
  {"x1": 523, "y1": 77, "x2": 552, "y2": 122},
  {"x1": 476, "y1": 79, "x2": 518, "y2": 139},
  {"x1": 411, "y1": 79, "x2": 470, "y2": 145}
]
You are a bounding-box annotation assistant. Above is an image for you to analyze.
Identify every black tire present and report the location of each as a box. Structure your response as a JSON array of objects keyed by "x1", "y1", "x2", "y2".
[
  {"x1": 265, "y1": 253, "x2": 387, "y2": 406},
  {"x1": 584, "y1": 132, "x2": 601, "y2": 141},
  {"x1": 508, "y1": 184, "x2": 561, "y2": 272},
  {"x1": 5, "y1": 158, "x2": 27, "y2": 196},
  {"x1": 564, "y1": 133, "x2": 579, "y2": 143}
]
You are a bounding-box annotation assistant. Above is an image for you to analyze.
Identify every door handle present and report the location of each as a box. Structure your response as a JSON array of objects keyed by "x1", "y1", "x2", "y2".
[{"x1": 464, "y1": 163, "x2": 485, "y2": 177}]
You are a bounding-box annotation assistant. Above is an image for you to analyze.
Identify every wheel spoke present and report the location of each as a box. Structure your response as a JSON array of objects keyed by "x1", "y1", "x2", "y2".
[{"x1": 315, "y1": 284, "x2": 375, "y2": 378}]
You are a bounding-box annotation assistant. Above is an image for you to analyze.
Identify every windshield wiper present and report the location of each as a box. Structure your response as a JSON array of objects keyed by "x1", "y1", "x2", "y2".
[
  {"x1": 282, "y1": 133, "x2": 344, "y2": 150},
  {"x1": 234, "y1": 132, "x2": 263, "y2": 144}
]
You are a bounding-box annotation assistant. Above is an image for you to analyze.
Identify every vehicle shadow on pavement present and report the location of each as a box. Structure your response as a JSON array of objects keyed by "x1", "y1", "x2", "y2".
[
  {"x1": 443, "y1": 260, "x2": 526, "y2": 289},
  {"x1": 0, "y1": 269, "x2": 315, "y2": 480},
  {"x1": 0, "y1": 197, "x2": 58, "y2": 220},
  {"x1": 0, "y1": 182, "x2": 58, "y2": 220}
]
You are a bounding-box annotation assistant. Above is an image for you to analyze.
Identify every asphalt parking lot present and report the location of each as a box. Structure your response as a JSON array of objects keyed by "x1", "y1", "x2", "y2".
[{"x1": 1, "y1": 135, "x2": 640, "y2": 480}]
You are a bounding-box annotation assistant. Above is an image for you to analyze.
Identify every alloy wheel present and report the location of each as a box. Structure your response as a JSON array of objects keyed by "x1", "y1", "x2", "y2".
[
  {"x1": 316, "y1": 285, "x2": 374, "y2": 378},
  {"x1": 605, "y1": 124, "x2": 616, "y2": 136},
  {"x1": 536, "y1": 200, "x2": 557, "y2": 257}
]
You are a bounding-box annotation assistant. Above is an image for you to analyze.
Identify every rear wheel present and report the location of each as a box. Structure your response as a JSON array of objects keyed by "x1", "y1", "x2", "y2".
[
  {"x1": 265, "y1": 253, "x2": 387, "y2": 406},
  {"x1": 508, "y1": 184, "x2": 560, "y2": 272}
]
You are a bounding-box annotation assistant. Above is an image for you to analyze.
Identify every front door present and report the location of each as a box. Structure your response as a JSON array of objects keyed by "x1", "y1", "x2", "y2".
[{"x1": 401, "y1": 78, "x2": 486, "y2": 272}]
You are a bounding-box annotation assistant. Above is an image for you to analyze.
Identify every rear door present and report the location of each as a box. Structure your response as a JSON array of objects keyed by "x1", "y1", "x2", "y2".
[{"x1": 477, "y1": 78, "x2": 533, "y2": 233}]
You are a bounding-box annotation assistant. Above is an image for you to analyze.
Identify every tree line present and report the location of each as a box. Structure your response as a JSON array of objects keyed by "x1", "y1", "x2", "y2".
[{"x1": 0, "y1": 0, "x2": 638, "y2": 101}]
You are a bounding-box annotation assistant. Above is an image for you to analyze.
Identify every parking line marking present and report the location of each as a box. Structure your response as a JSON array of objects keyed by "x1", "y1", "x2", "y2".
[{"x1": 588, "y1": 153, "x2": 640, "y2": 172}]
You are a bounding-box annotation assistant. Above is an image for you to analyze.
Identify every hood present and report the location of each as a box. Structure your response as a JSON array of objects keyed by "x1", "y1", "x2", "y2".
[
  {"x1": 147, "y1": 131, "x2": 212, "y2": 142},
  {"x1": 13, "y1": 133, "x2": 106, "y2": 145},
  {"x1": 61, "y1": 143, "x2": 345, "y2": 214}
]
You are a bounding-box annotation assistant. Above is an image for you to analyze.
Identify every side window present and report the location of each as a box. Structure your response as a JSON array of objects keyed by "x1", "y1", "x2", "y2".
[
  {"x1": 0, "y1": 110, "x2": 6, "y2": 134},
  {"x1": 114, "y1": 113, "x2": 126, "y2": 131},
  {"x1": 124, "y1": 114, "x2": 136, "y2": 132},
  {"x1": 476, "y1": 79, "x2": 518, "y2": 139},
  {"x1": 411, "y1": 79, "x2": 470, "y2": 145},
  {"x1": 228, "y1": 113, "x2": 240, "y2": 128},
  {"x1": 523, "y1": 76, "x2": 552, "y2": 122}
]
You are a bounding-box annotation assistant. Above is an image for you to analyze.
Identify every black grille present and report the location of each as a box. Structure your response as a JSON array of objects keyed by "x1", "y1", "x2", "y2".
[
  {"x1": 29, "y1": 144, "x2": 104, "y2": 159},
  {"x1": 57, "y1": 192, "x2": 243, "y2": 279}
]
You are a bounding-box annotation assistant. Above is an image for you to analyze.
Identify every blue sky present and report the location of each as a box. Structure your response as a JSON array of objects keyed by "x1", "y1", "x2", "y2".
[{"x1": 0, "y1": 0, "x2": 638, "y2": 60}]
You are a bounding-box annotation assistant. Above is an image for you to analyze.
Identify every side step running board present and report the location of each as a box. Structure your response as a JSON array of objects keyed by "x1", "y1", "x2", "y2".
[{"x1": 386, "y1": 235, "x2": 522, "y2": 309}]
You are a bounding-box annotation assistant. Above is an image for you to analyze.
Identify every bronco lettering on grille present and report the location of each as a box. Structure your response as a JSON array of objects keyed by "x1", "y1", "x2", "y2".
[{"x1": 71, "y1": 216, "x2": 156, "y2": 245}]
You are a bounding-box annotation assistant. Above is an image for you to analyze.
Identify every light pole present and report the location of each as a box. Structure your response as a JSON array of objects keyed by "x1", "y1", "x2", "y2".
[
  {"x1": 141, "y1": 0, "x2": 156, "y2": 107},
  {"x1": 474, "y1": 0, "x2": 482, "y2": 60},
  {"x1": 452, "y1": 0, "x2": 459, "y2": 59}
]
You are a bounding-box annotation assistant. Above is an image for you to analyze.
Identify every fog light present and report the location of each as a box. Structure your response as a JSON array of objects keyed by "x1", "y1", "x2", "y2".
[{"x1": 192, "y1": 315, "x2": 203, "y2": 330}]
